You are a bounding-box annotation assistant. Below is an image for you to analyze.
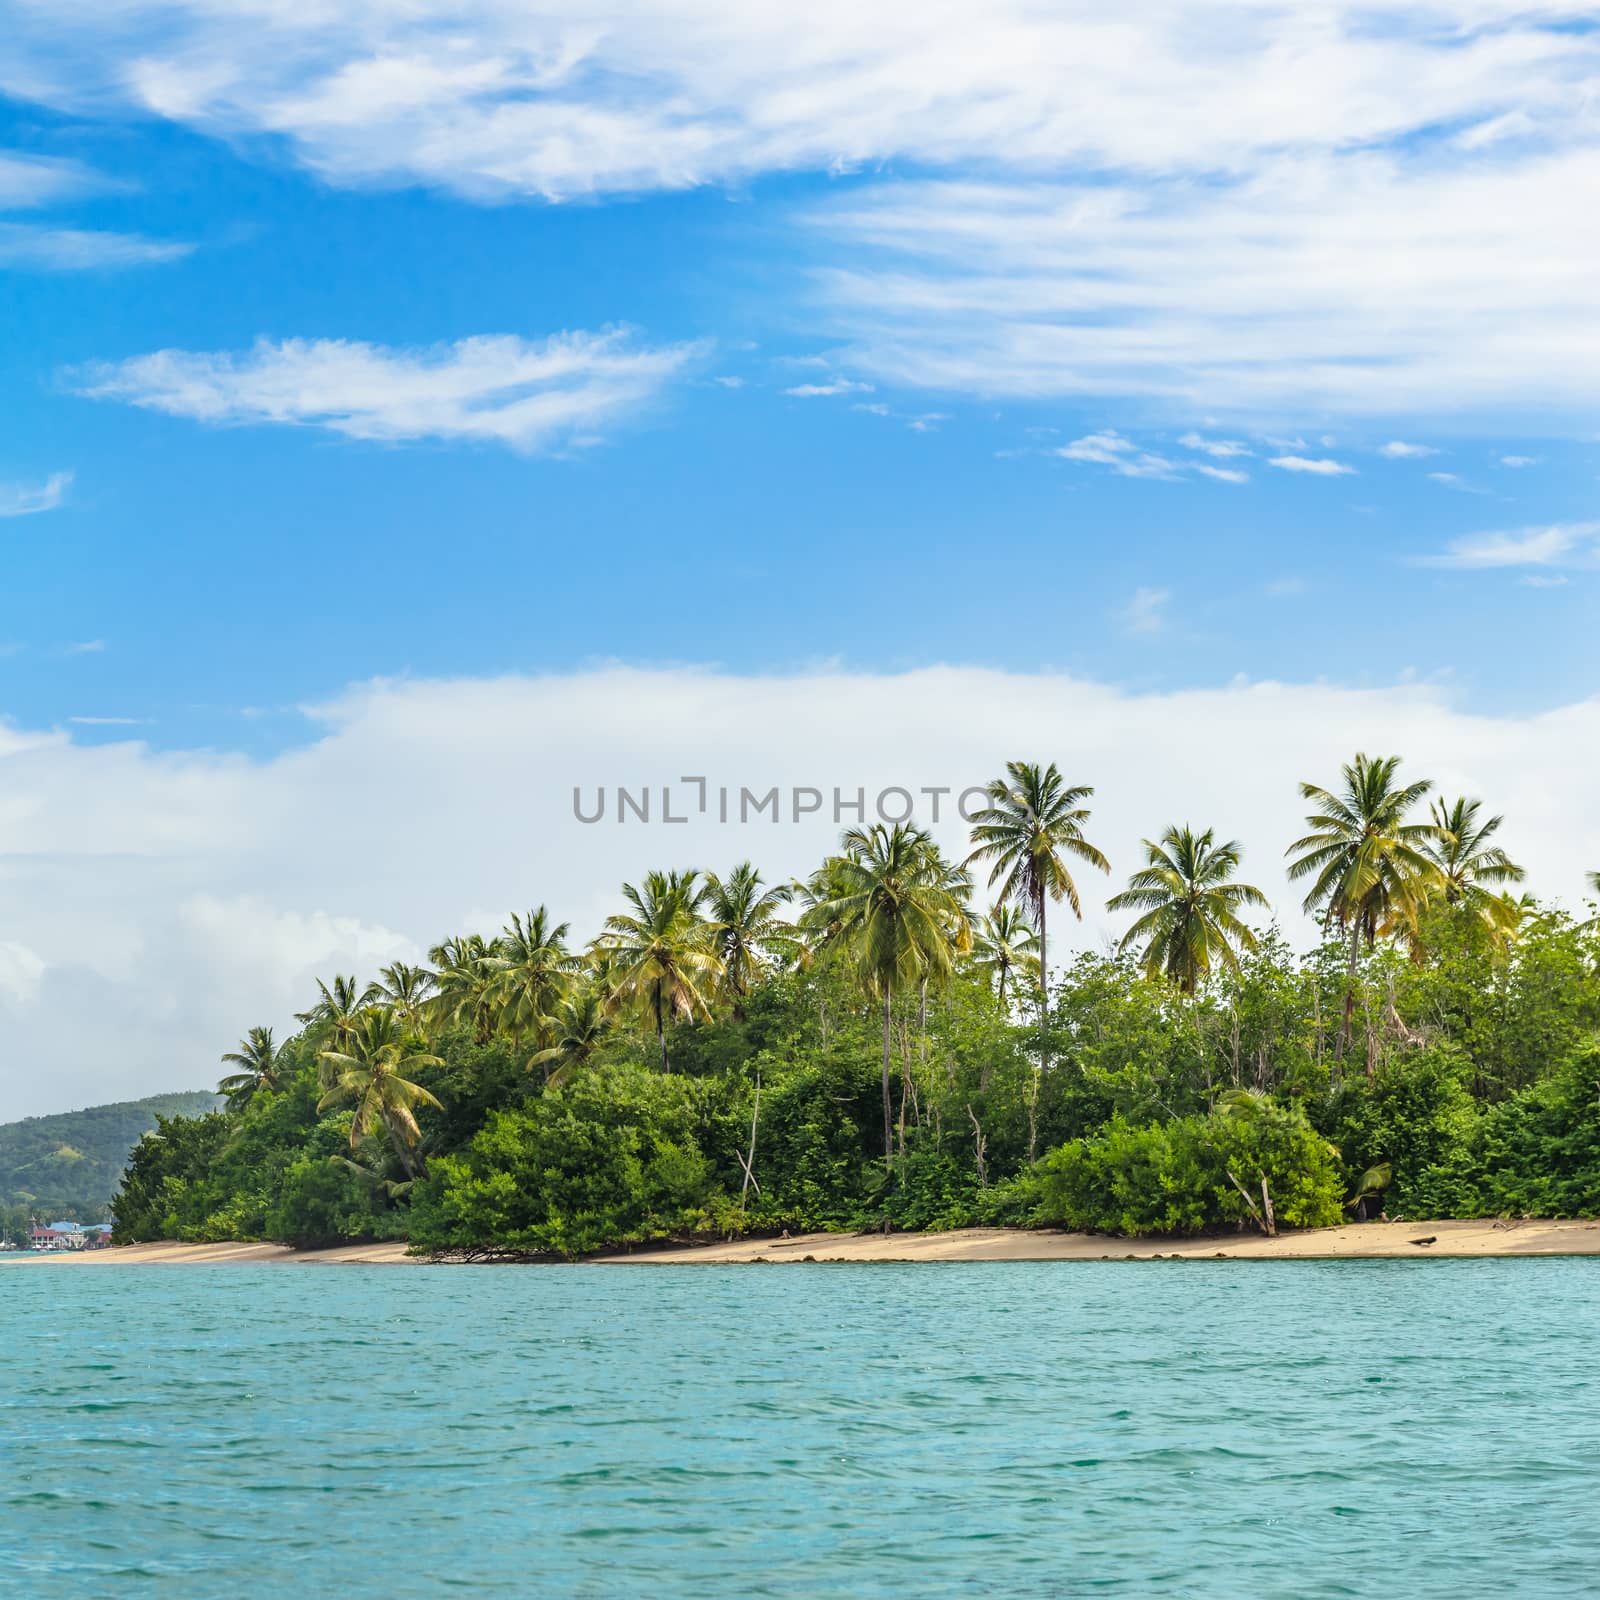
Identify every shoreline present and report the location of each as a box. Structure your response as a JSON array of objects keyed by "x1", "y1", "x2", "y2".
[{"x1": 9, "y1": 1217, "x2": 1600, "y2": 1266}]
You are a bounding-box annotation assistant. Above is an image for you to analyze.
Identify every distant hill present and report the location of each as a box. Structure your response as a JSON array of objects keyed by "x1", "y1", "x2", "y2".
[{"x1": 0, "y1": 1091, "x2": 221, "y2": 1219}]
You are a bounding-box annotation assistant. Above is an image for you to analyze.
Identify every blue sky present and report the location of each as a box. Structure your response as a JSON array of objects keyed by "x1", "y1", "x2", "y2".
[
  {"x1": 2, "y1": 6, "x2": 1597, "y2": 753},
  {"x1": 2, "y1": 3, "x2": 1599, "y2": 1112}
]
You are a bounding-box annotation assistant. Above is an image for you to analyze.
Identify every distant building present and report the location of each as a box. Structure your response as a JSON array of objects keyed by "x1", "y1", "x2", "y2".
[{"x1": 29, "y1": 1221, "x2": 89, "y2": 1252}]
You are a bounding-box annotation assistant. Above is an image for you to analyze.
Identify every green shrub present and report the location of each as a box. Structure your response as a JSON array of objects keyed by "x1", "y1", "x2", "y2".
[{"x1": 1035, "y1": 1100, "x2": 1344, "y2": 1236}]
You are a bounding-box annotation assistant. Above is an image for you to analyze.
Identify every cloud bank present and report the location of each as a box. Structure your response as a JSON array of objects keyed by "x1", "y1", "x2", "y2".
[{"x1": 1, "y1": 664, "x2": 1597, "y2": 1117}]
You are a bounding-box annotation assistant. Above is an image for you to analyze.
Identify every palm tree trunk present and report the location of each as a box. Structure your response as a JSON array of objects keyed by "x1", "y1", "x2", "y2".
[
  {"x1": 1340, "y1": 919, "x2": 1360, "y2": 1055},
  {"x1": 881, "y1": 988, "x2": 894, "y2": 1174},
  {"x1": 655, "y1": 982, "x2": 670, "y2": 1074},
  {"x1": 997, "y1": 964, "x2": 1009, "y2": 1009}
]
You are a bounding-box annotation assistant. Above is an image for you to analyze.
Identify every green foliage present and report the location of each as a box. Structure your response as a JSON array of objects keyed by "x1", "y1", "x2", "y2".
[
  {"x1": 0, "y1": 1091, "x2": 220, "y2": 1219},
  {"x1": 408, "y1": 1065, "x2": 733, "y2": 1258},
  {"x1": 80, "y1": 793, "x2": 1600, "y2": 1257},
  {"x1": 1035, "y1": 1103, "x2": 1344, "y2": 1236}
]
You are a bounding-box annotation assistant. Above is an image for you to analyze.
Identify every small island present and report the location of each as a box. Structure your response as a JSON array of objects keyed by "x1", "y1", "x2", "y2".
[{"x1": 98, "y1": 753, "x2": 1599, "y2": 1262}]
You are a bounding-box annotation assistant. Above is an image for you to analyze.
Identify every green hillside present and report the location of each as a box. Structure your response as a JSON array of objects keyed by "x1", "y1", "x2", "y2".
[{"x1": 0, "y1": 1091, "x2": 220, "y2": 1224}]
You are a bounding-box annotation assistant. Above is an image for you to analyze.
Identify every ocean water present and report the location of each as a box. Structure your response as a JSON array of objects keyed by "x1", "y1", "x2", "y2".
[{"x1": 3, "y1": 1260, "x2": 1598, "y2": 1598}]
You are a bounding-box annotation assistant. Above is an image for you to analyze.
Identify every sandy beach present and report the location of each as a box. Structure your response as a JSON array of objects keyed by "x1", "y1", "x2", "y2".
[{"x1": 9, "y1": 1217, "x2": 1599, "y2": 1266}]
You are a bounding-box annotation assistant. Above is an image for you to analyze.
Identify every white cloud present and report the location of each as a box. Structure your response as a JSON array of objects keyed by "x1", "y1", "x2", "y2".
[
  {"x1": 783, "y1": 379, "x2": 872, "y2": 397},
  {"x1": 1380, "y1": 440, "x2": 1438, "y2": 458},
  {"x1": 809, "y1": 145, "x2": 1600, "y2": 419},
  {"x1": 1120, "y1": 587, "x2": 1171, "y2": 635},
  {"x1": 0, "y1": 471, "x2": 70, "y2": 518},
  {"x1": 2, "y1": 662, "x2": 1599, "y2": 1117},
  {"x1": 1058, "y1": 430, "x2": 1178, "y2": 479},
  {"x1": 712, "y1": 375, "x2": 744, "y2": 388},
  {"x1": 1520, "y1": 574, "x2": 1569, "y2": 588},
  {"x1": 1194, "y1": 464, "x2": 1249, "y2": 484},
  {"x1": 64, "y1": 640, "x2": 106, "y2": 654},
  {"x1": 0, "y1": 222, "x2": 191, "y2": 270},
  {"x1": 1427, "y1": 471, "x2": 1488, "y2": 494},
  {"x1": 2, "y1": 3, "x2": 1592, "y2": 200},
  {"x1": 73, "y1": 329, "x2": 700, "y2": 451},
  {"x1": 1422, "y1": 521, "x2": 1600, "y2": 569},
  {"x1": 1179, "y1": 433, "x2": 1251, "y2": 459},
  {"x1": 1268, "y1": 455, "x2": 1355, "y2": 476},
  {"x1": 1, "y1": 8, "x2": 1593, "y2": 417},
  {"x1": 1499, "y1": 454, "x2": 1539, "y2": 467},
  {"x1": 0, "y1": 150, "x2": 101, "y2": 209}
]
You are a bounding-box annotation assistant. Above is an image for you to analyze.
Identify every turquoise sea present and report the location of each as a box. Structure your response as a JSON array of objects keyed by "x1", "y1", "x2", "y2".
[{"x1": 3, "y1": 1259, "x2": 1598, "y2": 1597}]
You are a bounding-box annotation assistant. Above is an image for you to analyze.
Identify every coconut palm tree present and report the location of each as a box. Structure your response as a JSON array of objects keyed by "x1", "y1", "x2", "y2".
[
  {"x1": 1286, "y1": 754, "x2": 1445, "y2": 1045},
  {"x1": 428, "y1": 934, "x2": 501, "y2": 1044},
  {"x1": 490, "y1": 907, "x2": 577, "y2": 1049},
  {"x1": 965, "y1": 761, "x2": 1108, "y2": 1029},
  {"x1": 1424, "y1": 797, "x2": 1525, "y2": 902},
  {"x1": 295, "y1": 975, "x2": 376, "y2": 1054},
  {"x1": 703, "y1": 862, "x2": 801, "y2": 1014},
  {"x1": 217, "y1": 1026, "x2": 284, "y2": 1109},
  {"x1": 971, "y1": 904, "x2": 1040, "y2": 1007},
  {"x1": 528, "y1": 988, "x2": 615, "y2": 1086},
  {"x1": 1107, "y1": 826, "x2": 1270, "y2": 993},
  {"x1": 801, "y1": 824, "x2": 968, "y2": 1170},
  {"x1": 372, "y1": 962, "x2": 437, "y2": 1033},
  {"x1": 317, "y1": 1009, "x2": 444, "y2": 1178},
  {"x1": 594, "y1": 870, "x2": 720, "y2": 1074}
]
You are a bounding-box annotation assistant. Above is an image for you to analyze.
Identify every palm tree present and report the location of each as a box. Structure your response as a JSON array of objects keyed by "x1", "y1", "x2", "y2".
[
  {"x1": 428, "y1": 934, "x2": 501, "y2": 1043},
  {"x1": 966, "y1": 761, "x2": 1108, "y2": 1030},
  {"x1": 528, "y1": 988, "x2": 614, "y2": 1086},
  {"x1": 971, "y1": 904, "x2": 1040, "y2": 1007},
  {"x1": 217, "y1": 1026, "x2": 283, "y2": 1109},
  {"x1": 372, "y1": 962, "x2": 436, "y2": 1033},
  {"x1": 702, "y1": 863, "x2": 800, "y2": 1012},
  {"x1": 801, "y1": 824, "x2": 968, "y2": 1171},
  {"x1": 317, "y1": 1009, "x2": 444, "y2": 1178},
  {"x1": 1108, "y1": 826, "x2": 1270, "y2": 993},
  {"x1": 490, "y1": 907, "x2": 577, "y2": 1049},
  {"x1": 295, "y1": 974, "x2": 376, "y2": 1055},
  {"x1": 594, "y1": 870, "x2": 720, "y2": 1074},
  {"x1": 1424, "y1": 797, "x2": 1525, "y2": 902},
  {"x1": 1286, "y1": 754, "x2": 1445, "y2": 1046}
]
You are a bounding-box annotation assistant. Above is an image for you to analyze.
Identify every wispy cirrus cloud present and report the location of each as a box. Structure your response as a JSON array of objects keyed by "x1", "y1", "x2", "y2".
[
  {"x1": 0, "y1": 470, "x2": 71, "y2": 517},
  {"x1": 1379, "y1": 440, "x2": 1438, "y2": 459},
  {"x1": 0, "y1": 148, "x2": 189, "y2": 269},
  {"x1": 809, "y1": 143, "x2": 1600, "y2": 421},
  {"x1": 1421, "y1": 521, "x2": 1600, "y2": 570},
  {"x1": 2, "y1": 3, "x2": 1592, "y2": 200},
  {"x1": 784, "y1": 379, "x2": 872, "y2": 397},
  {"x1": 1268, "y1": 455, "x2": 1355, "y2": 477},
  {"x1": 71, "y1": 329, "x2": 701, "y2": 452},
  {"x1": 0, "y1": 222, "x2": 191, "y2": 270},
  {"x1": 1119, "y1": 586, "x2": 1171, "y2": 635}
]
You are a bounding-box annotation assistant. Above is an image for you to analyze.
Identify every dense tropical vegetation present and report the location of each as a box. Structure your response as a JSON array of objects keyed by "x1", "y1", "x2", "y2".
[
  {"x1": 1, "y1": 1091, "x2": 218, "y2": 1236},
  {"x1": 112, "y1": 754, "x2": 1600, "y2": 1257}
]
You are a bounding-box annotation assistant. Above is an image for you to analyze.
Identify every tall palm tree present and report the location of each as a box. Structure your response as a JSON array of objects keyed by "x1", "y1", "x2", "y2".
[
  {"x1": 428, "y1": 934, "x2": 501, "y2": 1044},
  {"x1": 1286, "y1": 754, "x2": 1445, "y2": 1045},
  {"x1": 966, "y1": 760, "x2": 1109, "y2": 1030},
  {"x1": 1107, "y1": 826, "x2": 1270, "y2": 993},
  {"x1": 594, "y1": 870, "x2": 720, "y2": 1074},
  {"x1": 490, "y1": 907, "x2": 577, "y2": 1049},
  {"x1": 703, "y1": 862, "x2": 801, "y2": 1013},
  {"x1": 217, "y1": 1026, "x2": 284, "y2": 1109},
  {"x1": 317, "y1": 1009, "x2": 444, "y2": 1178},
  {"x1": 372, "y1": 962, "x2": 437, "y2": 1033},
  {"x1": 1424, "y1": 797, "x2": 1525, "y2": 901},
  {"x1": 528, "y1": 988, "x2": 615, "y2": 1086},
  {"x1": 971, "y1": 904, "x2": 1040, "y2": 1007},
  {"x1": 295, "y1": 975, "x2": 376, "y2": 1054},
  {"x1": 801, "y1": 824, "x2": 968, "y2": 1170}
]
